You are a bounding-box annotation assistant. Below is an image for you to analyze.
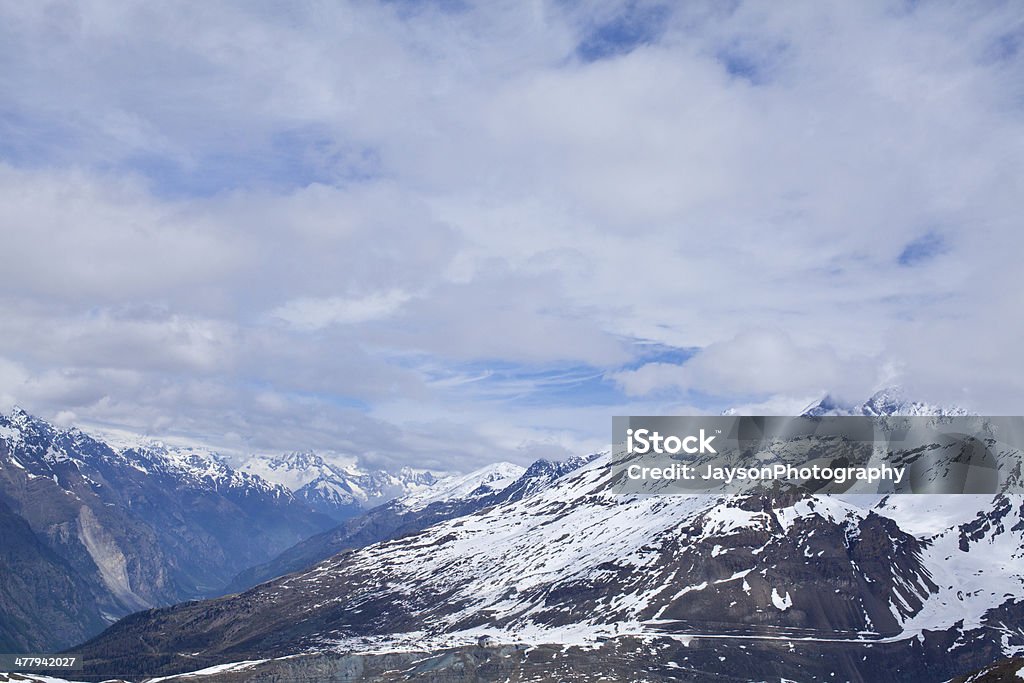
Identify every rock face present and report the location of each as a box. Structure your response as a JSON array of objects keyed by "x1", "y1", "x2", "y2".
[
  {"x1": 951, "y1": 656, "x2": 1024, "y2": 683},
  {"x1": 0, "y1": 407, "x2": 337, "y2": 651},
  {"x1": 0, "y1": 496, "x2": 108, "y2": 651}
]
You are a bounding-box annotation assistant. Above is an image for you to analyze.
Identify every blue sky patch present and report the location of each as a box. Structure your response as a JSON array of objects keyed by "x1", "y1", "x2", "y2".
[
  {"x1": 575, "y1": 2, "x2": 672, "y2": 62},
  {"x1": 897, "y1": 231, "x2": 948, "y2": 267}
]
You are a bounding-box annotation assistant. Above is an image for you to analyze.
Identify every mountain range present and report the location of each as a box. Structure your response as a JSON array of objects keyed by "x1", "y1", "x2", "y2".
[
  {"x1": 0, "y1": 408, "x2": 372, "y2": 651},
  {"x1": 3, "y1": 389, "x2": 1022, "y2": 682},
  {"x1": 57, "y1": 389, "x2": 1024, "y2": 682},
  {"x1": 238, "y1": 451, "x2": 438, "y2": 521},
  {"x1": 224, "y1": 458, "x2": 591, "y2": 594}
]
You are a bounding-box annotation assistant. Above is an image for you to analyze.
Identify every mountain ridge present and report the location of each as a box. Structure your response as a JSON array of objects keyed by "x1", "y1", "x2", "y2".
[
  {"x1": 238, "y1": 450, "x2": 439, "y2": 521},
  {"x1": 69, "y1": 390, "x2": 1024, "y2": 682}
]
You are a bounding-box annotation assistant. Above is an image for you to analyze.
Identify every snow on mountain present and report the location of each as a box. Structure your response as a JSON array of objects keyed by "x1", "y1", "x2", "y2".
[
  {"x1": 901, "y1": 494, "x2": 1024, "y2": 634},
  {"x1": 223, "y1": 457, "x2": 588, "y2": 594},
  {"x1": 802, "y1": 386, "x2": 971, "y2": 417},
  {"x1": 80, "y1": 453, "x2": 974, "y2": 682},
  {"x1": 75, "y1": 391, "x2": 1024, "y2": 682},
  {"x1": 239, "y1": 450, "x2": 340, "y2": 492},
  {"x1": 804, "y1": 391, "x2": 1024, "y2": 647},
  {"x1": 239, "y1": 451, "x2": 439, "y2": 520},
  {"x1": 0, "y1": 407, "x2": 288, "y2": 505},
  {"x1": 121, "y1": 442, "x2": 291, "y2": 499},
  {"x1": 0, "y1": 407, "x2": 335, "y2": 651},
  {"x1": 398, "y1": 461, "x2": 525, "y2": 511}
]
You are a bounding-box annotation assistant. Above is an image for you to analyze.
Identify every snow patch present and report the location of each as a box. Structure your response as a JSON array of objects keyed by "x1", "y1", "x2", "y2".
[{"x1": 771, "y1": 587, "x2": 793, "y2": 611}]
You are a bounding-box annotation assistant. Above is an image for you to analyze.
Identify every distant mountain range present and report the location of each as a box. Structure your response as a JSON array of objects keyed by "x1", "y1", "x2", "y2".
[
  {"x1": 223, "y1": 459, "x2": 592, "y2": 594},
  {"x1": 0, "y1": 406, "x2": 566, "y2": 654},
  {"x1": 68, "y1": 390, "x2": 1024, "y2": 682},
  {"x1": 238, "y1": 451, "x2": 438, "y2": 521},
  {"x1": 0, "y1": 408, "x2": 385, "y2": 651}
]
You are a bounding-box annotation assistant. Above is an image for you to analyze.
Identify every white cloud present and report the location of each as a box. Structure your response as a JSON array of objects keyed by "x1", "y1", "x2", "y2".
[
  {"x1": 0, "y1": 358, "x2": 31, "y2": 412},
  {"x1": 0, "y1": 2, "x2": 1022, "y2": 468},
  {"x1": 270, "y1": 291, "x2": 412, "y2": 331},
  {"x1": 610, "y1": 329, "x2": 878, "y2": 400}
]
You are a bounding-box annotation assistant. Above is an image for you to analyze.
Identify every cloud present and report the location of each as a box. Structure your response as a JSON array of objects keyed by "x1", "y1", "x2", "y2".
[
  {"x1": 270, "y1": 291, "x2": 412, "y2": 331},
  {"x1": 610, "y1": 329, "x2": 877, "y2": 400},
  {"x1": 0, "y1": 2, "x2": 1022, "y2": 469},
  {"x1": 0, "y1": 358, "x2": 31, "y2": 412}
]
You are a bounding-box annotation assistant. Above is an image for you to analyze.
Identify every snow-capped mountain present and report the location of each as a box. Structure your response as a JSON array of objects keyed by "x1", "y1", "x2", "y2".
[
  {"x1": 240, "y1": 451, "x2": 438, "y2": 520},
  {"x1": 802, "y1": 386, "x2": 971, "y2": 417},
  {"x1": 121, "y1": 442, "x2": 291, "y2": 499},
  {"x1": 74, "y1": 393, "x2": 1024, "y2": 682},
  {"x1": 0, "y1": 407, "x2": 295, "y2": 502},
  {"x1": 81, "y1": 451, "x2": 1023, "y2": 682},
  {"x1": 0, "y1": 407, "x2": 335, "y2": 651},
  {"x1": 398, "y1": 461, "x2": 525, "y2": 511}
]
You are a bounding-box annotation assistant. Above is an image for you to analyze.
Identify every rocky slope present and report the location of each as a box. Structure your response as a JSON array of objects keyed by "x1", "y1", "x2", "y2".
[{"x1": 0, "y1": 496, "x2": 108, "y2": 651}]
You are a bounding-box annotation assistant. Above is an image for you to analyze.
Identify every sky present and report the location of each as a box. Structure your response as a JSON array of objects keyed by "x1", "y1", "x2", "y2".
[{"x1": 0, "y1": 1, "x2": 1022, "y2": 472}]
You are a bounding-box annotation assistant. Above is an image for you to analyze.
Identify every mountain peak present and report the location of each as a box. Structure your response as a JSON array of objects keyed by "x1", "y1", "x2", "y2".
[
  {"x1": 5, "y1": 404, "x2": 40, "y2": 428},
  {"x1": 269, "y1": 450, "x2": 327, "y2": 470},
  {"x1": 801, "y1": 387, "x2": 968, "y2": 417},
  {"x1": 239, "y1": 451, "x2": 443, "y2": 521},
  {"x1": 398, "y1": 461, "x2": 524, "y2": 511}
]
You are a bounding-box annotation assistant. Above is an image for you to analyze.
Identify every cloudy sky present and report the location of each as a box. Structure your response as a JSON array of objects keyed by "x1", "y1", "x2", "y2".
[{"x1": 1, "y1": 1, "x2": 1021, "y2": 471}]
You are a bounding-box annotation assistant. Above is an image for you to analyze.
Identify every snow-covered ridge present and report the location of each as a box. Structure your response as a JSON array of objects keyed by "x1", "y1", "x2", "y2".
[
  {"x1": 2, "y1": 408, "x2": 549, "y2": 523},
  {"x1": 239, "y1": 451, "x2": 441, "y2": 517},
  {"x1": 240, "y1": 450, "x2": 345, "y2": 492},
  {"x1": 123, "y1": 442, "x2": 291, "y2": 498},
  {"x1": 0, "y1": 407, "x2": 289, "y2": 500},
  {"x1": 398, "y1": 461, "x2": 526, "y2": 511},
  {"x1": 0, "y1": 408, "x2": 448, "y2": 514}
]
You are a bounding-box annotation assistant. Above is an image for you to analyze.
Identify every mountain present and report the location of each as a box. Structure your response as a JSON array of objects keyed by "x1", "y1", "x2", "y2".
[
  {"x1": 397, "y1": 461, "x2": 525, "y2": 511},
  {"x1": 802, "y1": 386, "x2": 971, "y2": 417},
  {"x1": 223, "y1": 461, "x2": 528, "y2": 593},
  {"x1": 0, "y1": 407, "x2": 336, "y2": 651},
  {"x1": 239, "y1": 451, "x2": 438, "y2": 521},
  {"x1": 224, "y1": 457, "x2": 602, "y2": 595},
  {"x1": 77, "y1": 453, "x2": 1023, "y2": 682},
  {"x1": 70, "y1": 392, "x2": 1024, "y2": 682}
]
